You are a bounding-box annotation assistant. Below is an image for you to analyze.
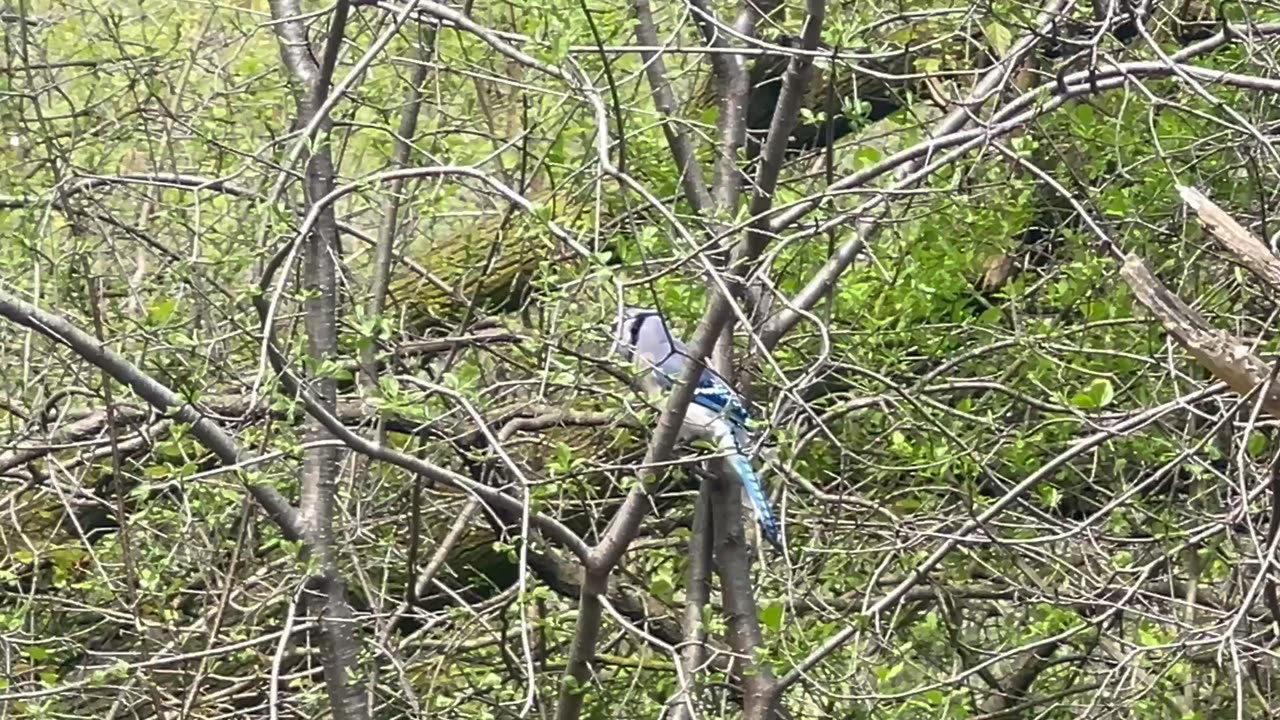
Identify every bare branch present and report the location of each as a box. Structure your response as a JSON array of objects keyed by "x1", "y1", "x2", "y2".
[
  {"x1": 1179, "y1": 185, "x2": 1280, "y2": 291},
  {"x1": 776, "y1": 382, "x2": 1230, "y2": 689},
  {"x1": 708, "y1": 0, "x2": 782, "y2": 208},
  {"x1": 744, "y1": 0, "x2": 825, "y2": 258},
  {"x1": 268, "y1": 0, "x2": 367, "y2": 713},
  {"x1": 0, "y1": 287, "x2": 305, "y2": 541},
  {"x1": 1119, "y1": 253, "x2": 1280, "y2": 418},
  {"x1": 760, "y1": 25, "x2": 1280, "y2": 347},
  {"x1": 364, "y1": 47, "x2": 433, "y2": 385},
  {"x1": 629, "y1": 0, "x2": 714, "y2": 213},
  {"x1": 709, "y1": 468, "x2": 774, "y2": 719},
  {"x1": 669, "y1": 484, "x2": 713, "y2": 720}
]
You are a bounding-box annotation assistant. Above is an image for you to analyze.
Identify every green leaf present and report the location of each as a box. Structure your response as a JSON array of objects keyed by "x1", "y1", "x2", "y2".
[
  {"x1": 650, "y1": 576, "x2": 673, "y2": 603},
  {"x1": 854, "y1": 145, "x2": 882, "y2": 167},
  {"x1": 1073, "y1": 103, "x2": 1096, "y2": 129},
  {"x1": 1071, "y1": 378, "x2": 1115, "y2": 409},
  {"x1": 25, "y1": 645, "x2": 48, "y2": 661},
  {"x1": 1036, "y1": 484, "x2": 1061, "y2": 509},
  {"x1": 147, "y1": 297, "x2": 177, "y2": 325},
  {"x1": 1248, "y1": 433, "x2": 1268, "y2": 458},
  {"x1": 985, "y1": 21, "x2": 1013, "y2": 55},
  {"x1": 379, "y1": 375, "x2": 400, "y2": 397},
  {"x1": 759, "y1": 602, "x2": 784, "y2": 631},
  {"x1": 916, "y1": 57, "x2": 941, "y2": 74},
  {"x1": 876, "y1": 661, "x2": 906, "y2": 685}
]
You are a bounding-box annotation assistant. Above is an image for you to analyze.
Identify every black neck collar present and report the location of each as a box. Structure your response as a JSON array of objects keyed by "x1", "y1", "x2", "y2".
[{"x1": 626, "y1": 311, "x2": 658, "y2": 351}]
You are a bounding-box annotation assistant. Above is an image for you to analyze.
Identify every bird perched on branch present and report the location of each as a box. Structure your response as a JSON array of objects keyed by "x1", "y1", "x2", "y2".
[{"x1": 613, "y1": 306, "x2": 782, "y2": 550}]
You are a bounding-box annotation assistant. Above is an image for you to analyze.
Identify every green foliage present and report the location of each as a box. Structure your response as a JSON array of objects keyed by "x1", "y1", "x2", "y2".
[{"x1": 5, "y1": 0, "x2": 1280, "y2": 717}]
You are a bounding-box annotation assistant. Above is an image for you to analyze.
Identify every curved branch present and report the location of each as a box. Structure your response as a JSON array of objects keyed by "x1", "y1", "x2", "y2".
[
  {"x1": 630, "y1": 0, "x2": 713, "y2": 213},
  {"x1": 0, "y1": 287, "x2": 306, "y2": 542},
  {"x1": 760, "y1": 43, "x2": 1280, "y2": 347}
]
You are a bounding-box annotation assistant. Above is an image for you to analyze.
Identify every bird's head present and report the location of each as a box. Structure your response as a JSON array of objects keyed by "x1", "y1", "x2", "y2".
[{"x1": 613, "y1": 305, "x2": 659, "y2": 361}]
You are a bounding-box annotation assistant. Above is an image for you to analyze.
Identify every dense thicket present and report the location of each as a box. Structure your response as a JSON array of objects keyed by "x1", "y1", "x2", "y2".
[{"x1": 3, "y1": 0, "x2": 1280, "y2": 718}]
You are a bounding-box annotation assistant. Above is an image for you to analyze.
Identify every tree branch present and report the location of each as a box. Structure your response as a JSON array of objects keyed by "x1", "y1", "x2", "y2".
[
  {"x1": 669, "y1": 482, "x2": 714, "y2": 720},
  {"x1": 629, "y1": 0, "x2": 713, "y2": 213},
  {"x1": 363, "y1": 43, "x2": 433, "y2": 386},
  {"x1": 709, "y1": 0, "x2": 783, "y2": 208},
  {"x1": 744, "y1": 0, "x2": 825, "y2": 254},
  {"x1": 0, "y1": 288, "x2": 305, "y2": 541},
  {"x1": 266, "y1": 1, "x2": 366, "y2": 716},
  {"x1": 1119, "y1": 253, "x2": 1280, "y2": 418},
  {"x1": 710, "y1": 468, "x2": 774, "y2": 719},
  {"x1": 775, "y1": 381, "x2": 1227, "y2": 690},
  {"x1": 759, "y1": 23, "x2": 1280, "y2": 348},
  {"x1": 1179, "y1": 185, "x2": 1280, "y2": 292}
]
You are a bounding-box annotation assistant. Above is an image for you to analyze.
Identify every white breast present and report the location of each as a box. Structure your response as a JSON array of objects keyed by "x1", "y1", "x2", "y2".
[{"x1": 681, "y1": 403, "x2": 726, "y2": 443}]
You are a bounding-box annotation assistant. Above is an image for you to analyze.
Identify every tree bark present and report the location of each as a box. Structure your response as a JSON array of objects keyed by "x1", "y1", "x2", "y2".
[
  {"x1": 711, "y1": 468, "x2": 776, "y2": 720},
  {"x1": 1120, "y1": 253, "x2": 1280, "y2": 418},
  {"x1": 266, "y1": 2, "x2": 368, "y2": 719},
  {"x1": 1179, "y1": 185, "x2": 1280, "y2": 291}
]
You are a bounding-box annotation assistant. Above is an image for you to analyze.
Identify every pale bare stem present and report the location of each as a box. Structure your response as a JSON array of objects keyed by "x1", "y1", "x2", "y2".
[
  {"x1": 1179, "y1": 185, "x2": 1280, "y2": 291},
  {"x1": 265, "y1": 2, "x2": 366, "y2": 718},
  {"x1": 758, "y1": 0, "x2": 1071, "y2": 345},
  {"x1": 0, "y1": 289, "x2": 305, "y2": 539},
  {"x1": 709, "y1": 466, "x2": 773, "y2": 720},
  {"x1": 685, "y1": 0, "x2": 734, "y2": 82},
  {"x1": 347, "y1": 41, "x2": 435, "y2": 712},
  {"x1": 708, "y1": 0, "x2": 782, "y2": 208},
  {"x1": 738, "y1": 0, "x2": 824, "y2": 340},
  {"x1": 362, "y1": 48, "x2": 433, "y2": 386},
  {"x1": 759, "y1": 22, "x2": 1280, "y2": 348},
  {"x1": 744, "y1": 0, "x2": 825, "y2": 255},
  {"x1": 1120, "y1": 257, "x2": 1280, "y2": 416},
  {"x1": 84, "y1": 272, "x2": 168, "y2": 720},
  {"x1": 630, "y1": 0, "x2": 714, "y2": 213},
  {"x1": 669, "y1": 482, "x2": 713, "y2": 720}
]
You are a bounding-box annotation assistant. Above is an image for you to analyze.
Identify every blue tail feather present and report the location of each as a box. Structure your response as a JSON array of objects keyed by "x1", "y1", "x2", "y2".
[{"x1": 725, "y1": 441, "x2": 783, "y2": 551}]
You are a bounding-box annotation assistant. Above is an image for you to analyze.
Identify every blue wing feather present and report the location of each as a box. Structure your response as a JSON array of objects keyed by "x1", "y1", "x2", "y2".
[
  {"x1": 695, "y1": 375, "x2": 781, "y2": 550},
  {"x1": 692, "y1": 370, "x2": 750, "y2": 427},
  {"x1": 671, "y1": 370, "x2": 781, "y2": 549}
]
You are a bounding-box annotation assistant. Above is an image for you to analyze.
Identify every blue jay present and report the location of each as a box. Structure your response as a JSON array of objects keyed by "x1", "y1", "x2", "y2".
[{"x1": 614, "y1": 306, "x2": 782, "y2": 549}]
